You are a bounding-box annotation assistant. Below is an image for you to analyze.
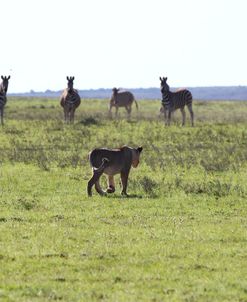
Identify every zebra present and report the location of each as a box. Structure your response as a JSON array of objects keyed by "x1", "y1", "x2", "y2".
[
  {"x1": 0, "y1": 75, "x2": 11, "y2": 126},
  {"x1": 160, "y1": 77, "x2": 194, "y2": 126},
  {"x1": 109, "y1": 88, "x2": 138, "y2": 118},
  {"x1": 60, "y1": 76, "x2": 81, "y2": 123}
]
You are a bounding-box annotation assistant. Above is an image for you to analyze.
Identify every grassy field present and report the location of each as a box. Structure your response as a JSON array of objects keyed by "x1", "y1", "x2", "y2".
[{"x1": 1, "y1": 97, "x2": 247, "y2": 301}]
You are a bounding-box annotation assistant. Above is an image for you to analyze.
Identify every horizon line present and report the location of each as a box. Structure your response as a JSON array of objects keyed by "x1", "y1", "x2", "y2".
[{"x1": 8, "y1": 85, "x2": 247, "y2": 94}]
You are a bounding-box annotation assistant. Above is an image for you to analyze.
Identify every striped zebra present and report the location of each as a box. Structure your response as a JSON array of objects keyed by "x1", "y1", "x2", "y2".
[
  {"x1": 160, "y1": 77, "x2": 194, "y2": 126},
  {"x1": 60, "y1": 76, "x2": 81, "y2": 123},
  {"x1": 0, "y1": 75, "x2": 11, "y2": 126}
]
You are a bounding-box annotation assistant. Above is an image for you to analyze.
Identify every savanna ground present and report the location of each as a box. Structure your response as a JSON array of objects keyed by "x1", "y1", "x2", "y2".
[{"x1": 1, "y1": 97, "x2": 247, "y2": 302}]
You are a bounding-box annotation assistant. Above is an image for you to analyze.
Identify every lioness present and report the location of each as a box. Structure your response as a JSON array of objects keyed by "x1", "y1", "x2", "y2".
[{"x1": 87, "y1": 146, "x2": 143, "y2": 196}]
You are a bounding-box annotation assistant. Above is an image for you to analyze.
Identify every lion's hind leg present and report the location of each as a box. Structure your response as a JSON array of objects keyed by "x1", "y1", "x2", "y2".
[
  {"x1": 106, "y1": 175, "x2": 115, "y2": 193},
  {"x1": 87, "y1": 158, "x2": 110, "y2": 197},
  {"x1": 87, "y1": 169, "x2": 103, "y2": 196},
  {"x1": 95, "y1": 180, "x2": 107, "y2": 196}
]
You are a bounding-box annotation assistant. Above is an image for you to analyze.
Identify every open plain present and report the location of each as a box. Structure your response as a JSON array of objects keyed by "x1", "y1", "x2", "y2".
[{"x1": 1, "y1": 98, "x2": 247, "y2": 301}]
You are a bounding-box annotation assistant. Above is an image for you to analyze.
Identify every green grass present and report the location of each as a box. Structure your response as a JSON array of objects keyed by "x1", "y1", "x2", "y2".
[{"x1": 1, "y1": 98, "x2": 247, "y2": 301}]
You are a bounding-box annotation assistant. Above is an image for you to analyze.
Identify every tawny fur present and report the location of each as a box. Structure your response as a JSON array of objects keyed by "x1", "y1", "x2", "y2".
[{"x1": 87, "y1": 145, "x2": 143, "y2": 196}]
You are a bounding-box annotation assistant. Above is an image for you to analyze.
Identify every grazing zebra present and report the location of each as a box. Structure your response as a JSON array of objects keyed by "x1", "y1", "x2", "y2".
[
  {"x1": 0, "y1": 75, "x2": 11, "y2": 126},
  {"x1": 109, "y1": 88, "x2": 138, "y2": 118},
  {"x1": 160, "y1": 77, "x2": 194, "y2": 126},
  {"x1": 60, "y1": 76, "x2": 81, "y2": 123}
]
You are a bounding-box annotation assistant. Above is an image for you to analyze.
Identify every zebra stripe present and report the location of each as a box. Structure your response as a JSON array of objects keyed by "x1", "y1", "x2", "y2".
[
  {"x1": 0, "y1": 75, "x2": 10, "y2": 126},
  {"x1": 160, "y1": 77, "x2": 194, "y2": 126},
  {"x1": 161, "y1": 89, "x2": 192, "y2": 111},
  {"x1": 60, "y1": 76, "x2": 81, "y2": 123},
  {"x1": 0, "y1": 92, "x2": 7, "y2": 109},
  {"x1": 64, "y1": 90, "x2": 81, "y2": 108}
]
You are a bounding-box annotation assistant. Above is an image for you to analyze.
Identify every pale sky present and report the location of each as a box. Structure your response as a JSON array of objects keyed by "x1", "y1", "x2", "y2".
[{"x1": 1, "y1": 0, "x2": 247, "y2": 92}]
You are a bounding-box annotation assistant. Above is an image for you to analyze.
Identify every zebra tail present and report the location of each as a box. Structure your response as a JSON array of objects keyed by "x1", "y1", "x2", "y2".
[{"x1": 134, "y1": 99, "x2": 138, "y2": 110}]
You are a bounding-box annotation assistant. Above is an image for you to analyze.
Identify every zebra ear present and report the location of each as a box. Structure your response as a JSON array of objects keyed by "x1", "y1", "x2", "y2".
[
  {"x1": 72, "y1": 77, "x2": 75, "y2": 81},
  {"x1": 1, "y1": 76, "x2": 4, "y2": 80},
  {"x1": 66, "y1": 76, "x2": 69, "y2": 81},
  {"x1": 159, "y1": 77, "x2": 163, "y2": 82},
  {"x1": 7, "y1": 76, "x2": 10, "y2": 80},
  {"x1": 165, "y1": 77, "x2": 167, "y2": 81}
]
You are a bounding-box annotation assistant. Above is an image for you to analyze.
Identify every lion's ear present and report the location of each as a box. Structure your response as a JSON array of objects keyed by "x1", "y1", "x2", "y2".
[{"x1": 137, "y1": 146, "x2": 143, "y2": 153}]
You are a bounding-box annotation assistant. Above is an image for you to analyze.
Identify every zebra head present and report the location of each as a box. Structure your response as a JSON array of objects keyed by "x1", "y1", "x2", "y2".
[
  {"x1": 1, "y1": 75, "x2": 10, "y2": 94},
  {"x1": 66, "y1": 76, "x2": 75, "y2": 92},
  {"x1": 159, "y1": 77, "x2": 170, "y2": 94},
  {"x1": 112, "y1": 87, "x2": 120, "y2": 95}
]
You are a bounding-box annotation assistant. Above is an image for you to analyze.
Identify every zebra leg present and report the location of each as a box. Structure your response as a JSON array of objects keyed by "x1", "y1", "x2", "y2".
[
  {"x1": 180, "y1": 107, "x2": 186, "y2": 126},
  {"x1": 106, "y1": 175, "x2": 115, "y2": 193},
  {"x1": 126, "y1": 106, "x2": 131, "y2": 118},
  {"x1": 163, "y1": 108, "x2": 168, "y2": 125},
  {"x1": 108, "y1": 104, "x2": 113, "y2": 118},
  {"x1": 71, "y1": 108, "x2": 75, "y2": 124},
  {"x1": 187, "y1": 104, "x2": 194, "y2": 127},
  {"x1": 64, "y1": 108, "x2": 67, "y2": 123},
  {"x1": 68, "y1": 110, "x2": 72, "y2": 124},
  {"x1": 0, "y1": 109, "x2": 3, "y2": 126},
  {"x1": 167, "y1": 110, "x2": 172, "y2": 126},
  {"x1": 128, "y1": 106, "x2": 132, "y2": 116},
  {"x1": 115, "y1": 106, "x2": 119, "y2": 118}
]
